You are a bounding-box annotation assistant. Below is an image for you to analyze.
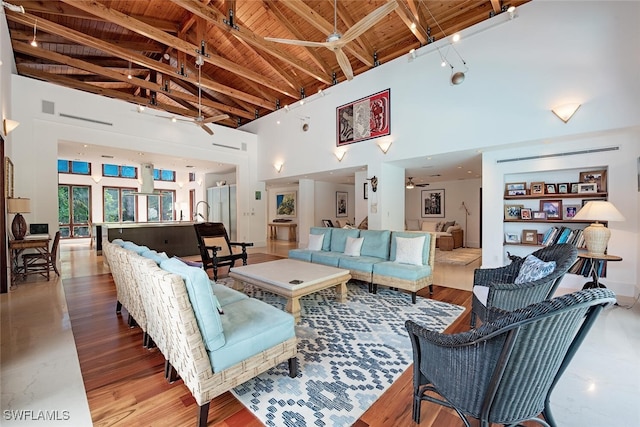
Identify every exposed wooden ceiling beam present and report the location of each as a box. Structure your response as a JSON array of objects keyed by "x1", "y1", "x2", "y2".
[
  {"x1": 58, "y1": 0, "x2": 296, "y2": 98},
  {"x1": 12, "y1": 40, "x2": 255, "y2": 120},
  {"x1": 395, "y1": 1, "x2": 429, "y2": 45},
  {"x1": 6, "y1": 10, "x2": 275, "y2": 111}
]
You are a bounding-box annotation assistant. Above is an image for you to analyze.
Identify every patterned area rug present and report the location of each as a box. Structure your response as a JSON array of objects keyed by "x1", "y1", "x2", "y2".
[
  {"x1": 220, "y1": 280, "x2": 464, "y2": 427},
  {"x1": 435, "y1": 247, "x2": 482, "y2": 265}
]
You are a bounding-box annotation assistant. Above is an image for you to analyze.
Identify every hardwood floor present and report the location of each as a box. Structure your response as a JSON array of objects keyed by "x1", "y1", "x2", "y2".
[{"x1": 62, "y1": 242, "x2": 491, "y2": 427}]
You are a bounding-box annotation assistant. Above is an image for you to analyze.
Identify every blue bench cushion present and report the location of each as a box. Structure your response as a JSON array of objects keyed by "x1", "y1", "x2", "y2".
[
  {"x1": 209, "y1": 297, "x2": 295, "y2": 372},
  {"x1": 310, "y1": 251, "x2": 343, "y2": 267},
  {"x1": 310, "y1": 227, "x2": 333, "y2": 251},
  {"x1": 359, "y1": 230, "x2": 391, "y2": 259},
  {"x1": 159, "y1": 258, "x2": 225, "y2": 351},
  {"x1": 288, "y1": 249, "x2": 313, "y2": 262},
  {"x1": 390, "y1": 232, "x2": 432, "y2": 265},
  {"x1": 121, "y1": 241, "x2": 150, "y2": 255},
  {"x1": 373, "y1": 261, "x2": 433, "y2": 281},
  {"x1": 211, "y1": 282, "x2": 248, "y2": 306},
  {"x1": 111, "y1": 239, "x2": 125, "y2": 247},
  {"x1": 338, "y1": 255, "x2": 384, "y2": 274},
  {"x1": 330, "y1": 228, "x2": 361, "y2": 253}
]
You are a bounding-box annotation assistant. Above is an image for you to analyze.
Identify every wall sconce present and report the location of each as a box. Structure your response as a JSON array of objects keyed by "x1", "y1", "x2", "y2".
[
  {"x1": 3, "y1": 119, "x2": 20, "y2": 136},
  {"x1": 274, "y1": 162, "x2": 283, "y2": 173},
  {"x1": 334, "y1": 150, "x2": 346, "y2": 162},
  {"x1": 196, "y1": 179, "x2": 203, "y2": 186},
  {"x1": 91, "y1": 175, "x2": 101, "y2": 183},
  {"x1": 377, "y1": 141, "x2": 392, "y2": 154},
  {"x1": 552, "y1": 103, "x2": 581, "y2": 123}
]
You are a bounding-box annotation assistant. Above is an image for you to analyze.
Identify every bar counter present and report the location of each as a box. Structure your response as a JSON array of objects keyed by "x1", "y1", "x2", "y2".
[{"x1": 93, "y1": 221, "x2": 199, "y2": 257}]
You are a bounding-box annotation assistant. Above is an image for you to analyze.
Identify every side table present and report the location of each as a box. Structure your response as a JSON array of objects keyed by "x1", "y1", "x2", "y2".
[{"x1": 576, "y1": 253, "x2": 622, "y2": 290}]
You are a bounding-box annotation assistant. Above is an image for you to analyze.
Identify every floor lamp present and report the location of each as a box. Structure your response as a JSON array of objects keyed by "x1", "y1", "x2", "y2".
[{"x1": 460, "y1": 201, "x2": 470, "y2": 247}]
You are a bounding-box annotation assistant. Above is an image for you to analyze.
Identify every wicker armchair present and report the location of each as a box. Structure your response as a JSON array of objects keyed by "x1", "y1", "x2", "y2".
[
  {"x1": 471, "y1": 244, "x2": 577, "y2": 327},
  {"x1": 194, "y1": 222, "x2": 253, "y2": 281},
  {"x1": 406, "y1": 288, "x2": 616, "y2": 427}
]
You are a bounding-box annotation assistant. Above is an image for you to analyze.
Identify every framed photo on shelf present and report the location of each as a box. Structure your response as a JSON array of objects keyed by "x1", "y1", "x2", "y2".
[
  {"x1": 505, "y1": 232, "x2": 520, "y2": 244},
  {"x1": 545, "y1": 183, "x2": 557, "y2": 194},
  {"x1": 579, "y1": 169, "x2": 607, "y2": 192},
  {"x1": 322, "y1": 219, "x2": 334, "y2": 227},
  {"x1": 520, "y1": 208, "x2": 532, "y2": 220},
  {"x1": 577, "y1": 182, "x2": 597, "y2": 193},
  {"x1": 532, "y1": 211, "x2": 547, "y2": 220},
  {"x1": 336, "y1": 191, "x2": 348, "y2": 217},
  {"x1": 582, "y1": 198, "x2": 602, "y2": 207},
  {"x1": 540, "y1": 200, "x2": 562, "y2": 219},
  {"x1": 504, "y1": 204, "x2": 524, "y2": 220},
  {"x1": 557, "y1": 183, "x2": 569, "y2": 194},
  {"x1": 570, "y1": 182, "x2": 580, "y2": 193},
  {"x1": 537, "y1": 233, "x2": 545, "y2": 245},
  {"x1": 564, "y1": 204, "x2": 580, "y2": 219},
  {"x1": 522, "y1": 229, "x2": 538, "y2": 244},
  {"x1": 531, "y1": 182, "x2": 545, "y2": 195},
  {"x1": 505, "y1": 182, "x2": 526, "y2": 196}
]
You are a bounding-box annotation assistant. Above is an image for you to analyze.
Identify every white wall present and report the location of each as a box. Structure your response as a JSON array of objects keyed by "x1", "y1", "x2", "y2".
[{"x1": 405, "y1": 178, "x2": 482, "y2": 248}]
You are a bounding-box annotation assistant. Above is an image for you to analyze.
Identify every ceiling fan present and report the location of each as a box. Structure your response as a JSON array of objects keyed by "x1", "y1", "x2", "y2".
[
  {"x1": 405, "y1": 177, "x2": 429, "y2": 189},
  {"x1": 157, "y1": 60, "x2": 229, "y2": 135},
  {"x1": 265, "y1": 0, "x2": 398, "y2": 81}
]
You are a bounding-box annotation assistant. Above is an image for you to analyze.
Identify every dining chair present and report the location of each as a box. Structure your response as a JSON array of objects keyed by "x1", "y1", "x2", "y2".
[
  {"x1": 23, "y1": 231, "x2": 61, "y2": 280},
  {"x1": 193, "y1": 222, "x2": 253, "y2": 281}
]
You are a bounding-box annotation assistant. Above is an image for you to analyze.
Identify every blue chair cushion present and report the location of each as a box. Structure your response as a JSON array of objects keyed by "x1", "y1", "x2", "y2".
[
  {"x1": 310, "y1": 251, "x2": 343, "y2": 267},
  {"x1": 159, "y1": 258, "x2": 225, "y2": 351},
  {"x1": 111, "y1": 239, "x2": 125, "y2": 247},
  {"x1": 338, "y1": 255, "x2": 383, "y2": 274},
  {"x1": 310, "y1": 227, "x2": 333, "y2": 251},
  {"x1": 121, "y1": 241, "x2": 150, "y2": 255},
  {"x1": 209, "y1": 298, "x2": 295, "y2": 372},
  {"x1": 390, "y1": 232, "x2": 432, "y2": 265},
  {"x1": 359, "y1": 230, "x2": 391, "y2": 259},
  {"x1": 140, "y1": 249, "x2": 169, "y2": 265},
  {"x1": 288, "y1": 249, "x2": 313, "y2": 262},
  {"x1": 330, "y1": 228, "x2": 360, "y2": 253},
  {"x1": 211, "y1": 282, "x2": 248, "y2": 307}
]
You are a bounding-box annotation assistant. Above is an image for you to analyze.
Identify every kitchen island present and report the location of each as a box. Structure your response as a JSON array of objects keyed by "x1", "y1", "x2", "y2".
[{"x1": 93, "y1": 222, "x2": 199, "y2": 257}]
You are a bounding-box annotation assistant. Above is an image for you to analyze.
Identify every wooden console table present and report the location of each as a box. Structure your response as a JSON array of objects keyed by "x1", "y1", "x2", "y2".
[{"x1": 268, "y1": 223, "x2": 297, "y2": 241}]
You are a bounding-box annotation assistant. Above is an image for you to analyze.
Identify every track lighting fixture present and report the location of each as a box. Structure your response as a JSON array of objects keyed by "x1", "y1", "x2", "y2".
[
  {"x1": 127, "y1": 58, "x2": 132, "y2": 79},
  {"x1": 1, "y1": 1, "x2": 25, "y2": 13}
]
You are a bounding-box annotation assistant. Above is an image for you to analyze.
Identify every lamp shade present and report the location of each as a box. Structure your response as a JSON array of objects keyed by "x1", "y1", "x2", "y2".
[
  {"x1": 573, "y1": 201, "x2": 625, "y2": 256},
  {"x1": 7, "y1": 197, "x2": 31, "y2": 213}
]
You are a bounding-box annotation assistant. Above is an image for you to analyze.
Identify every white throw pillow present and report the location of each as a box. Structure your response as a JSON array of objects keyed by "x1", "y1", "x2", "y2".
[
  {"x1": 307, "y1": 233, "x2": 324, "y2": 251},
  {"x1": 514, "y1": 255, "x2": 556, "y2": 284},
  {"x1": 394, "y1": 236, "x2": 425, "y2": 266},
  {"x1": 343, "y1": 236, "x2": 364, "y2": 256}
]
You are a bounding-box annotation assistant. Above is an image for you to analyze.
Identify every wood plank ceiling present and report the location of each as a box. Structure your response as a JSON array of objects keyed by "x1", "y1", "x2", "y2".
[{"x1": 5, "y1": 0, "x2": 529, "y2": 130}]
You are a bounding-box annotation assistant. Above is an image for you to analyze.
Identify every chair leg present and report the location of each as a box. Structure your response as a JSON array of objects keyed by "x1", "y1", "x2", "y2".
[
  {"x1": 412, "y1": 394, "x2": 421, "y2": 423},
  {"x1": 470, "y1": 311, "x2": 476, "y2": 328},
  {"x1": 128, "y1": 314, "x2": 138, "y2": 328},
  {"x1": 212, "y1": 266, "x2": 218, "y2": 281},
  {"x1": 411, "y1": 292, "x2": 417, "y2": 304},
  {"x1": 429, "y1": 284, "x2": 433, "y2": 294},
  {"x1": 116, "y1": 300, "x2": 122, "y2": 314},
  {"x1": 197, "y1": 403, "x2": 210, "y2": 427},
  {"x1": 166, "y1": 363, "x2": 179, "y2": 383}
]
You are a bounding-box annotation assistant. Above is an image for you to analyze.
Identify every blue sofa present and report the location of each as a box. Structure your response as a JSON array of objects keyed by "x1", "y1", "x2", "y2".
[{"x1": 289, "y1": 227, "x2": 436, "y2": 303}]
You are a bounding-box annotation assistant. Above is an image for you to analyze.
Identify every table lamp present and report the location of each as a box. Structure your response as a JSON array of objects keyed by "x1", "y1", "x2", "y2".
[
  {"x1": 7, "y1": 197, "x2": 31, "y2": 240},
  {"x1": 572, "y1": 201, "x2": 625, "y2": 255}
]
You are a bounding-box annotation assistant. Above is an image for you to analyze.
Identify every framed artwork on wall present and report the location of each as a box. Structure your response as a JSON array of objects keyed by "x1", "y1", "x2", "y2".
[
  {"x1": 336, "y1": 89, "x2": 390, "y2": 146},
  {"x1": 275, "y1": 191, "x2": 296, "y2": 217},
  {"x1": 336, "y1": 191, "x2": 348, "y2": 217},
  {"x1": 363, "y1": 182, "x2": 368, "y2": 199},
  {"x1": 421, "y1": 189, "x2": 445, "y2": 218},
  {"x1": 4, "y1": 156, "x2": 14, "y2": 198}
]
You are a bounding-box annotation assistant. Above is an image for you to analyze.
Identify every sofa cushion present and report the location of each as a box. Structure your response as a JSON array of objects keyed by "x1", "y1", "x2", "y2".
[
  {"x1": 473, "y1": 285, "x2": 489, "y2": 305},
  {"x1": 406, "y1": 219, "x2": 420, "y2": 231},
  {"x1": 111, "y1": 238, "x2": 125, "y2": 246},
  {"x1": 390, "y1": 232, "x2": 432, "y2": 266},
  {"x1": 343, "y1": 236, "x2": 364, "y2": 256},
  {"x1": 514, "y1": 255, "x2": 556, "y2": 284},
  {"x1": 211, "y1": 282, "x2": 248, "y2": 306},
  {"x1": 359, "y1": 230, "x2": 391, "y2": 259},
  {"x1": 121, "y1": 241, "x2": 150, "y2": 254},
  {"x1": 160, "y1": 258, "x2": 225, "y2": 351},
  {"x1": 310, "y1": 251, "x2": 343, "y2": 267},
  {"x1": 395, "y1": 236, "x2": 425, "y2": 266},
  {"x1": 373, "y1": 261, "x2": 433, "y2": 281},
  {"x1": 288, "y1": 249, "x2": 313, "y2": 262},
  {"x1": 310, "y1": 227, "x2": 332, "y2": 251},
  {"x1": 307, "y1": 233, "x2": 324, "y2": 251},
  {"x1": 140, "y1": 249, "x2": 169, "y2": 265},
  {"x1": 330, "y1": 228, "x2": 361, "y2": 253},
  {"x1": 338, "y1": 255, "x2": 383, "y2": 274},
  {"x1": 443, "y1": 221, "x2": 456, "y2": 232},
  {"x1": 209, "y1": 297, "x2": 295, "y2": 372}
]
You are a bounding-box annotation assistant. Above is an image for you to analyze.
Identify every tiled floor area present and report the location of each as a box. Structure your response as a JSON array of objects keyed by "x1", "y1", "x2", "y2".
[{"x1": 1, "y1": 239, "x2": 639, "y2": 426}]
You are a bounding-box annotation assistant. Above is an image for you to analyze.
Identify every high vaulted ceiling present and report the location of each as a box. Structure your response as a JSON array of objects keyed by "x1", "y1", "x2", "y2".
[{"x1": 4, "y1": 0, "x2": 528, "y2": 131}]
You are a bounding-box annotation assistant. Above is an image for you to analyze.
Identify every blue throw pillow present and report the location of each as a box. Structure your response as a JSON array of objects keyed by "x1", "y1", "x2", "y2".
[{"x1": 514, "y1": 255, "x2": 556, "y2": 284}]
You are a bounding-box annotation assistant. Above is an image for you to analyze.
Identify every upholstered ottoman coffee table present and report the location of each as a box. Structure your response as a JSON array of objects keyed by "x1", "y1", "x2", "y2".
[{"x1": 229, "y1": 259, "x2": 351, "y2": 322}]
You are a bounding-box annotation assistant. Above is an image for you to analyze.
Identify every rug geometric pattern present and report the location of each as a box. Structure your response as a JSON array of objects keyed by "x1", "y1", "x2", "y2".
[{"x1": 224, "y1": 281, "x2": 465, "y2": 427}]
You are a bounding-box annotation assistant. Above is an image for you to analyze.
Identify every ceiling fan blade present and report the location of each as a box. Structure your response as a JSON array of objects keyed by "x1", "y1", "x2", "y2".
[
  {"x1": 334, "y1": 47, "x2": 354, "y2": 81},
  {"x1": 264, "y1": 37, "x2": 328, "y2": 48},
  {"x1": 199, "y1": 123, "x2": 214, "y2": 135},
  {"x1": 340, "y1": 1, "x2": 398, "y2": 45},
  {"x1": 201, "y1": 114, "x2": 230, "y2": 124}
]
